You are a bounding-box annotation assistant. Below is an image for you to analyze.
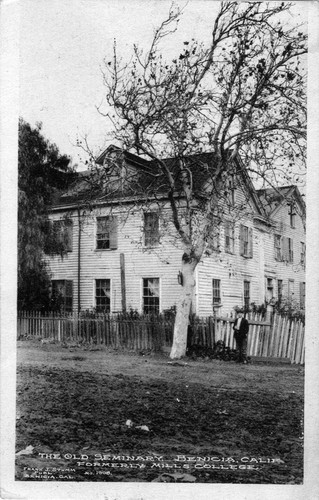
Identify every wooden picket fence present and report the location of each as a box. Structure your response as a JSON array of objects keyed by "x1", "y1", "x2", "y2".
[
  {"x1": 17, "y1": 311, "x2": 173, "y2": 352},
  {"x1": 17, "y1": 310, "x2": 305, "y2": 364},
  {"x1": 187, "y1": 313, "x2": 305, "y2": 364}
]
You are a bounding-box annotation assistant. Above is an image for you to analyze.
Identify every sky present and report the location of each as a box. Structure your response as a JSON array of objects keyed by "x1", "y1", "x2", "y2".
[
  {"x1": 20, "y1": 0, "x2": 219, "y2": 167},
  {"x1": 19, "y1": 0, "x2": 308, "y2": 169}
]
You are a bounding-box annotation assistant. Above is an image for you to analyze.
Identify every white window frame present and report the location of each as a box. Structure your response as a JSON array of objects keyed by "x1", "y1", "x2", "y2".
[
  {"x1": 141, "y1": 277, "x2": 161, "y2": 314},
  {"x1": 95, "y1": 216, "x2": 118, "y2": 251},
  {"x1": 95, "y1": 278, "x2": 112, "y2": 313},
  {"x1": 240, "y1": 224, "x2": 253, "y2": 258},
  {"x1": 212, "y1": 279, "x2": 221, "y2": 307}
]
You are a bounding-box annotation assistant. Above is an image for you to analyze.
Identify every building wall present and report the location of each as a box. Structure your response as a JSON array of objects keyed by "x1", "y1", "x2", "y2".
[
  {"x1": 47, "y1": 191, "x2": 305, "y2": 316},
  {"x1": 262, "y1": 199, "x2": 306, "y2": 307},
  {"x1": 47, "y1": 205, "x2": 184, "y2": 313},
  {"x1": 196, "y1": 219, "x2": 263, "y2": 317},
  {"x1": 195, "y1": 190, "x2": 306, "y2": 316}
]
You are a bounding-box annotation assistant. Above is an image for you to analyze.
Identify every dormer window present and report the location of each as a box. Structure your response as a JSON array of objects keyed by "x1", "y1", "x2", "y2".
[
  {"x1": 288, "y1": 202, "x2": 296, "y2": 228},
  {"x1": 228, "y1": 174, "x2": 235, "y2": 206}
]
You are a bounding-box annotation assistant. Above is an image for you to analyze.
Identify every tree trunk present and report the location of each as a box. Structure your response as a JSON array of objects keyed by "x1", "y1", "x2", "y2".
[{"x1": 170, "y1": 258, "x2": 198, "y2": 359}]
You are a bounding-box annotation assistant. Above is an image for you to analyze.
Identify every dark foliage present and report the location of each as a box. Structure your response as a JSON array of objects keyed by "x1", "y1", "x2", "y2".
[{"x1": 18, "y1": 119, "x2": 75, "y2": 310}]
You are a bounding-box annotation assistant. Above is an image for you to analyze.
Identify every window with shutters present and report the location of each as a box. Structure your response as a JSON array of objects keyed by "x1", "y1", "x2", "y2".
[
  {"x1": 274, "y1": 234, "x2": 282, "y2": 261},
  {"x1": 281, "y1": 236, "x2": 293, "y2": 263},
  {"x1": 300, "y1": 282, "x2": 305, "y2": 309},
  {"x1": 51, "y1": 280, "x2": 73, "y2": 311},
  {"x1": 224, "y1": 221, "x2": 234, "y2": 254},
  {"x1": 240, "y1": 224, "x2": 253, "y2": 258},
  {"x1": 212, "y1": 279, "x2": 221, "y2": 306},
  {"x1": 96, "y1": 216, "x2": 118, "y2": 250},
  {"x1": 144, "y1": 212, "x2": 159, "y2": 247},
  {"x1": 95, "y1": 279, "x2": 111, "y2": 312},
  {"x1": 244, "y1": 281, "x2": 250, "y2": 310},
  {"x1": 143, "y1": 278, "x2": 160, "y2": 314},
  {"x1": 46, "y1": 219, "x2": 73, "y2": 254}
]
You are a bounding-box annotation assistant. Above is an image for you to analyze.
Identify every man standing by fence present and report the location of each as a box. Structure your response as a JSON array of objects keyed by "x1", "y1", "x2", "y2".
[{"x1": 233, "y1": 311, "x2": 249, "y2": 364}]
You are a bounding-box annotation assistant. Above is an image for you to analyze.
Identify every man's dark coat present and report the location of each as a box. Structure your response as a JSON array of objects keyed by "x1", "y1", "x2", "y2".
[{"x1": 233, "y1": 317, "x2": 249, "y2": 339}]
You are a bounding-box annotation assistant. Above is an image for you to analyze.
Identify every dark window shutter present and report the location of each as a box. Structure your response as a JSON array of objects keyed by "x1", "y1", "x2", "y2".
[
  {"x1": 65, "y1": 280, "x2": 73, "y2": 311},
  {"x1": 290, "y1": 238, "x2": 294, "y2": 262},
  {"x1": 282, "y1": 237, "x2": 288, "y2": 261},
  {"x1": 66, "y1": 221, "x2": 73, "y2": 252},
  {"x1": 109, "y1": 216, "x2": 118, "y2": 249},
  {"x1": 239, "y1": 225, "x2": 244, "y2": 256},
  {"x1": 44, "y1": 219, "x2": 53, "y2": 254},
  {"x1": 65, "y1": 280, "x2": 73, "y2": 296},
  {"x1": 249, "y1": 227, "x2": 253, "y2": 257}
]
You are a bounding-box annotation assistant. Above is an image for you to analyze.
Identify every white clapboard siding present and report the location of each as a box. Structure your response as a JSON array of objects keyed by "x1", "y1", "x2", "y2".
[
  {"x1": 47, "y1": 185, "x2": 305, "y2": 317},
  {"x1": 262, "y1": 200, "x2": 305, "y2": 307}
]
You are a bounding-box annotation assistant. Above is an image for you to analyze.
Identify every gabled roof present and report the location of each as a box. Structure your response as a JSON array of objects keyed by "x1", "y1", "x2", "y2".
[
  {"x1": 257, "y1": 185, "x2": 306, "y2": 217},
  {"x1": 50, "y1": 145, "x2": 271, "y2": 218},
  {"x1": 96, "y1": 145, "x2": 151, "y2": 170}
]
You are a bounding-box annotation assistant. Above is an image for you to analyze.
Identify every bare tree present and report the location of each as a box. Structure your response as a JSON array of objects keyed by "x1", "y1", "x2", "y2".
[{"x1": 79, "y1": 1, "x2": 306, "y2": 358}]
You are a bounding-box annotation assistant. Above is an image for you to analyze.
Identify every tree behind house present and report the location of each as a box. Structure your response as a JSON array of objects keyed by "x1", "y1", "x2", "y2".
[{"x1": 18, "y1": 119, "x2": 75, "y2": 310}]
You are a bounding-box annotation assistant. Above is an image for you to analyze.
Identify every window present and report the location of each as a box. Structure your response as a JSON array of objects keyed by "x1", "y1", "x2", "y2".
[
  {"x1": 212, "y1": 279, "x2": 221, "y2": 306},
  {"x1": 288, "y1": 202, "x2": 296, "y2": 228},
  {"x1": 288, "y1": 279, "x2": 294, "y2": 299},
  {"x1": 300, "y1": 282, "x2": 305, "y2": 309},
  {"x1": 95, "y1": 279, "x2": 111, "y2": 312},
  {"x1": 96, "y1": 216, "x2": 118, "y2": 250},
  {"x1": 46, "y1": 219, "x2": 73, "y2": 254},
  {"x1": 224, "y1": 221, "x2": 234, "y2": 253},
  {"x1": 207, "y1": 217, "x2": 220, "y2": 251},
  {"x1": 143, "y1": 278, "x2": 160, "y2": 314},
  {"x1": 274, "y1": 234, "x2": 282, "y2": 261},
  {"x1": 282, "y1": 237, "x2": 293, "y2": 263},
  {"x1": 244, "y1": 281, "x2": 250, "y2": 310},
  {"x1": 228, "y1": 175, "x2": 235, "y2": 206},
  {"x1": 300, "y1": 242, "x2": 306, "y2": 267},
  {"x1": 51, "y1": 280, "x2": 73, "y2": 311},
  {"x1": 144, "y1": 213, "x2": 159, "y2": 247},
  {"x1": 277, "y1": 279, "x2": 283, "y2": 304},
  {"x1": 266, "y1": 278, "x2": 274, "y2": 302},
  {"x1": 240, "y1": 224, "x2": 253, "y2": 258}
]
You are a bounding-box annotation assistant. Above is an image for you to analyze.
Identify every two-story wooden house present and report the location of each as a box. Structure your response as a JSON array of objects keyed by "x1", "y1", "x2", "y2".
[
  {"x1": 46, "y1": 147, "x2": 305, "y2": 317},
  {"x1": 256, "y1": 186, "x2": 306, "y2": 310}
]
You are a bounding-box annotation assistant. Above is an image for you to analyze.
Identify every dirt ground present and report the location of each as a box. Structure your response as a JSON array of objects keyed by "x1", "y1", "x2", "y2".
[{"x1": 15, "y1": 339, "x2": 304, "y2": 484}]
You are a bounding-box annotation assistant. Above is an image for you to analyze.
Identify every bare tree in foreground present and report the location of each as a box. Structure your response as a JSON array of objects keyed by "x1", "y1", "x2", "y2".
[{"x1": 82, "y1": 2, "x2": 307, "y2": 358}]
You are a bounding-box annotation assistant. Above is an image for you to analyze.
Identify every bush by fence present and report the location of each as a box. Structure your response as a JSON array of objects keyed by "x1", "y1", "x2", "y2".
[{"x1": 17, "y1": 310, "x2": 305, "y2": 364}]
